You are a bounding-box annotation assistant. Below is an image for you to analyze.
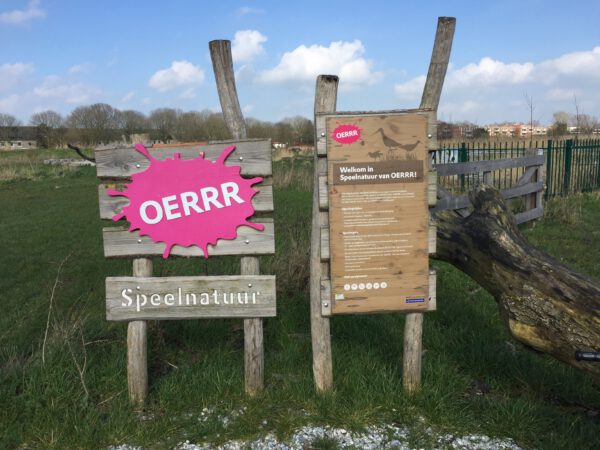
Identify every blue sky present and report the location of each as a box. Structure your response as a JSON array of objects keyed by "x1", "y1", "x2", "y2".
[{"x1": 2, "y1": 0, "x2": 600, "y2": 125}]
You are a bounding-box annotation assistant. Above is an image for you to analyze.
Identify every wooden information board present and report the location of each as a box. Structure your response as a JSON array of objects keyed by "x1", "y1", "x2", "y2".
[{"x1": 326, "y1": 112, "x2": 431, "y2": 314}]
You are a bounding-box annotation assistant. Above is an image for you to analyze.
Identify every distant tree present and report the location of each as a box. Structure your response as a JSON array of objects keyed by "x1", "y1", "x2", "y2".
[
  {"x1": 67, "y1": 103, "x2": 122, "y2": 145},
  {"x1": 148, "y1": 108, "x2": 180, "y2": 142},
  {"x1": 120, "y1": 110, "x2": 148, "y2": 138},
  {"x1": 0, "y1": 113, "x2": 22, "y2": 141},
  {"x1": 282, "y1": 116, "x2": 313, "y2": 145},
  {"x1": 29, "y1": 110, "x2": 65, "y2": 148},
  {"x1": 551, "y1": 111, "x2": 570, "y2": 136},
  {"x1": 472, "y1": 127, "x2": 488, "y2": 139}
]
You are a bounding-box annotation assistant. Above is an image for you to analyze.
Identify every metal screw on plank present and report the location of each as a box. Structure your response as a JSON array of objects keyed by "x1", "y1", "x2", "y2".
[
  {"x1": 321, "y1": 132, "x2": 325, "y2": 137},
  {"x1": 136, "y1": 286, "x2": 141, "y2": 290},
  {"x1": 323, "y1": 302, "x2": 329, "y2": 307},
  {"x1": 245, "y1": 239, "x2": 250, "y2": 244},
  {"x1": 427, "y1": 134, "x2": 433, "y2": 138},
  {"x1": 137, "y1": 239, "x2": 142, "y2": 243},
  {"x1": 248, "y1": 283, "x2": 252, "y2": 288},
  {"x1": 136, "y1": 164, "x2": 141, "y2": 168},
  {"x1": 239, "y1": 156, "x2": 243, "y2": 161}
]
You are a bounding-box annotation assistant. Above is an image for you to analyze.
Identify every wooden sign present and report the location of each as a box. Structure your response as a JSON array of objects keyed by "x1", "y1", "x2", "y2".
[
  {"x1": 325, "y1": 112, "x2": 431, "y2": 314},
  {"x1": 106, "y1": 275, "x2": 276, "y2": 321}
]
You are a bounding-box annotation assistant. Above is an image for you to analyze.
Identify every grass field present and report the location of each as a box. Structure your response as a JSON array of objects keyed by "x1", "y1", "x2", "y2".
[{"x1": 1, "y1": 149, "x2": 599, "y2": 449}]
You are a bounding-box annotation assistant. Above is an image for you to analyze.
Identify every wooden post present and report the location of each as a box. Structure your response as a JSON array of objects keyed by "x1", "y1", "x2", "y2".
[
  {"x1": 310, "y1": 75, "x2": 338, "y2": 392},
  {"x1": 209, "y1": 39, "x2": 264, "y2": 395},
  {"x1": 403, "y1": 16, "x2": 456, "y2": 393},
  {"x1": 128, "y1": 257, "x2": 152, "y2": 406}
]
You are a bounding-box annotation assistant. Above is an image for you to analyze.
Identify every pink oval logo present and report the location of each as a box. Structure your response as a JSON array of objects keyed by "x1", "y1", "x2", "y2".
[{"x1": 332, "y1": 124, "x2": 361, "y2": 144}]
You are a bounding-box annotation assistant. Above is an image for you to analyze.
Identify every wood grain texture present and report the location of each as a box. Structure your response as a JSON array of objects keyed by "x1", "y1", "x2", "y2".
[
  {"x1": 318, "y1": 175, "x2": 328, "y2": 210},
  {"x1": 326, "y1": 113, "x2": 430, "y2": 314},
  {"x1": 128, "y1": 258, "x2": 152, "y2": 406},
  {"x1": 210, "y1": 40, "x2": 265, "y2": 396},
  {"x1": 98, "y1": 183, "x2": 274, "y2": 219},
  {"x1": 102, "y1": 221, "x2": 274, "y2": 258},
  {"x1": 106, "y1": 275, "x2": 276, "y2": 320},
  {"x1": 420, "y1": 17, "x2": 456, "y2": 110},
  {"x1": 434, "y1": 181, "x2": 544, "y2": 213},
  {"x1": 434, "y1": 155, "x2": 544, "y2": 177},
  {"x1": 95, "y1": 139, "x2": 271, "y2": 179},
  {"x1": 406, "y1": 15, "x2": 456, "y2": 394},
  {"x1": 428, "y1": 171, "x2": 437, "y2": 207},
  {"x1": 310, "y1": 74, "x2": 338, "y2": 392},
  {"x1": 209, "y1": 40, "x2": 247, "y2": 141},
  {"x1": 403, "y1": 312, "x2": 423, "y2": 393}
]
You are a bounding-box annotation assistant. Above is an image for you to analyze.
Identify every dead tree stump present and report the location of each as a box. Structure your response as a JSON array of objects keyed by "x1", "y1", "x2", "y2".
[{"x1": 434, "y1": 185, "x2": 600, "y2": 383}]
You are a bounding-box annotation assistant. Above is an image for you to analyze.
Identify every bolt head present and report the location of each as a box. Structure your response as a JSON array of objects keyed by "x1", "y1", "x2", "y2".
[
  {"x1": 427, "y1": 134, "x2": 433, "y2": 138},
  {"x1": 239, "y1": 156, "x2": 243, "y2": 161},
  {"x1": 323, "y1": 302, "x2": 329, "y2": 307},
  {"x1": 248, "y1": 283, "x2": 252, "y2": 288},
  {"x1": 245, "y1": 239, "x2": 250, "y2": 244},
  {"x1": 137, "y1": 239, "x2": 142, "y2": 243},
  {"x1": 321, "y1": 132, "x2": 326, "y2": 137}
]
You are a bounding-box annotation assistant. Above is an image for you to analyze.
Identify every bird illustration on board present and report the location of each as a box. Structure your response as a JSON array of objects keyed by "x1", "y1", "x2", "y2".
[
  {"x1": 373, "y1": 128, "x2": 421, "y2": 156},
  {"x1": 368, "y1": 150, "x2": 383, "y2": 160}
]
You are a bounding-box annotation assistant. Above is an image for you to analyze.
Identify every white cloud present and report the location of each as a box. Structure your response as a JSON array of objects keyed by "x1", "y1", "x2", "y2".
[
  {"x1": 33, "y1": 76, "x2": 100, "y2": 104},
  {"x1": 394, "y1": 75, "x2": 425, "y2": 101},
  {"x1": 149, "y1": 60, "x2": 205, "y2": 92},
  {"x1": 0, "y1": 0, "x2": 46, "y2": 25},
  {"x1": 0, "y1": 62, "x2": 34, "y2": 91},
  {"x1": 260, "y1": 40, "x2": 382, "y2": 89},
  {"x1": 394, "y1": 47, "x2": 600, "y2": 123},
  {"x1": 447, "y1": 57, "x2": 534, "y2": 87},
  {"x1": 243, "y1": 104, "x2": 254, "y2": 114},
  {"x1": 236, "y1": 6, "x2": 263, "y2": 16},
  {"x1": 121, "y1": 91, "x2": 135, "y2": 102},
  {"x1": 178, "y1": 88, "x2": 197, "y2": 99},
  {"x1": 68, "y1": 63, "x2": 94, "y2": 74},
  {"x1": 0, "y1": 94, "x2": 21, "y2": 112},
  {"x1": 232, "y1": 30, "x2": 267, "y2": 63}
]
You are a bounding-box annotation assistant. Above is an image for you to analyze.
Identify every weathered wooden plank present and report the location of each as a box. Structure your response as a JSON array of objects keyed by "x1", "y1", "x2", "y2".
[
  {"x1": 434, "y1": 155, "x2": 544, "y2": 177},
  {"x1": 106, "y1": 275, "x2": 276, "y2": 321},
  {"x1": 428, "y1": 269, "x2": 437, "y2": 311},
  {"x1": 318, "y1": 175, "x2": 328, "y2": 210},
  {"x1": 98, "y1": 183, "x2": 274, "y2": 219},
  {"x1": 427, "y1": 112, "x2": 438, "y2": 151},
  {"x1": 310, "y1": 74, "x2": 338, "y2": 393},
  {"x1": 434, "y1": 181, "x2": 544, "y2": 213},
  {"x1": 515, "y1": 207, "x2": 543, "y2": 224},
  {"x1": 320, "y1": 227, "x2": 329, "y2": 261},
  {"x1": 429, "y1": 224, "x2": 437, "y2": 254},
  {"x1": 128, "y1": 258, "x2": 151, "y2": 406},
  {"x1": 320, "y1": 278, "x2": 332, "y2": 316},
  {"x1": 316, "y1": 115, "x2": 328, "y2": 156},
  {"x1": 516, "y1": 165, "x2": 539, "y2": 187},
  {"x1": 428, "y1": 171, "x2": 437, "y2": 207},
  {"x1": 103, "y1": 221, "x2": 275, "y2": 258},
  {"x1": 95, "y1": 139, "x2": 272, "y2": 179}
]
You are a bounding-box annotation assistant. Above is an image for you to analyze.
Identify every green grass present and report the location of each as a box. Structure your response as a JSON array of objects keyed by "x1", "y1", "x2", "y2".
[{"x1": 1, "y1": 151, "x2": 599, "y2": 449}]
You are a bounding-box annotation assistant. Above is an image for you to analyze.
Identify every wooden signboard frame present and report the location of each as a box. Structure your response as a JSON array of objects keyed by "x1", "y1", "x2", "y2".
[
  {"x1": 95, "y1": 40, "x2": 275, "y2": 405},
  {"x1": 319, "y1": 110, "x2": 437, "y2": 316},
  {"x1": 309, "y1": 17, "x2": 455, "y2": 393}
]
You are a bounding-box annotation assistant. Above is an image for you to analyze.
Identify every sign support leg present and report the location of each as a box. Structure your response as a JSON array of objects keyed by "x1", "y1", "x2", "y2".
[
  {"x1": 210, "y1": 40, "x2": 264, "y2": 395},
  {"x1": 310, "y1": 75, "x2": 338, "y2": 391},
  {"x1": 402, "y1": 16, "x2": 455, "y2": 393},
  {"x1": 128, "y1": 257, "x2": 152, "y2": 406}
]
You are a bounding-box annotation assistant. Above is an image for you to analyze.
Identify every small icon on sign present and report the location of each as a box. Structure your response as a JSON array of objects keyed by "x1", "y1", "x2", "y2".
[
  {"x1": 366, "y1": 283, "x2": 373, "y2": 289},
  {"x1": 381, "y1": 282, "x2": 388, "y2": 289},
  {"x1": 344, "y1": 284, "x2": 351, "y2": 291},
  {"x1": 358, "y1": 283, "x2": 365, "y2": 290},
  {"x1": 373, "y1": 283, "x2": 380, "y2": 289},
  {"x1": 351, "y1": 284, "x2": 358, "y2": 290}
]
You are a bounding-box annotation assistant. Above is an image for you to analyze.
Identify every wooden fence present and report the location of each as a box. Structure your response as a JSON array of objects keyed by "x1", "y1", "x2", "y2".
[{"x1": 432, "y1": 153, "x2": 545, "y2": 223}]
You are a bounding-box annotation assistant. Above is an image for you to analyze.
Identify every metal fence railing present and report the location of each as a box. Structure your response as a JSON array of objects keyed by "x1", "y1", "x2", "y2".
[{"x1": 433, "y1": 139, "x2": 600, "y2": 198}]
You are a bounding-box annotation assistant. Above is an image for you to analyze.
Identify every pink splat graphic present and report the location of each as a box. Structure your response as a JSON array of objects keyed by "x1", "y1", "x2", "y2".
[
  {"x1": 108, "y1": 144, "x2": 263, "y2": 258},
  {"x1": 332, "y1": 124, "x2": 361, "y2": 144}
]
